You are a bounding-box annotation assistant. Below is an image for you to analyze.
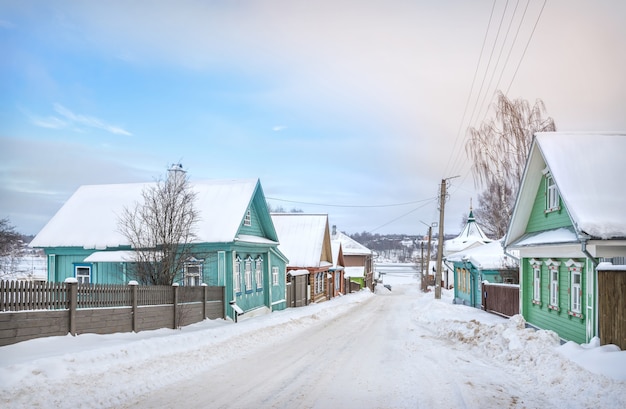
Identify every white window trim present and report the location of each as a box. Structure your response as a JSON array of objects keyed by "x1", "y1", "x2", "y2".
[
  {"x1": 545, "y1": 172, "x2": 560, "y2": 213},
  {"x1": 530, "y1": 259, "x2": 542, "y2": 305},
  {"x1": 272, "y1": 266, "x2": 279, "y2": 286},
  {"x1": 244, "y1": 257, "x2": 252, "y2": 292},
  {"x1": 234, "y1": 256, "x2": 242, "y2": 294},
  {"x1": 566, "y1": 259, "x2": 584, "y2": 317},
  {"x1": 75, "y1": 265, "x2": 91, "y2": 284},
  {"x1": 255, "y1": 257, "x2": 263, "y2": 290},
  {"x1": 183, "y1": 260, "x2": 203, "y2": 286},
  {"x1": 545, "y1": 259, "x2": 560, "y2": 310}
]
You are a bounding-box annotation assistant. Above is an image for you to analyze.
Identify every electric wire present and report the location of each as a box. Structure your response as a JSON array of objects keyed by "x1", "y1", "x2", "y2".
[
  {"x1": 505, "y1": 0, "x2": 547, "y2": 95},
  {"x1": 443, "y1": 0, "x2": 497, "y2": 179},
  {"x1": 266, "y1": 196, "x2": 437, "y2": 209}
]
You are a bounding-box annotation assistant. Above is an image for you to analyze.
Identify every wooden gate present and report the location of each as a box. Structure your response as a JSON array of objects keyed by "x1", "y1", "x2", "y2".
[
  {"x1": 598, "y1": 269, "x2": 626, "y2": 350},
  {"x1": 481, "y1": 282, "x2": 519, "y2": 318}
]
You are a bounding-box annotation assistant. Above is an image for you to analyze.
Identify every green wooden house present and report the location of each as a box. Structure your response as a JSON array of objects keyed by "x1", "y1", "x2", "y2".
[
  {"x1": 29, "y1": 175, "x2": 288, "y2": 320},
  {"x1": 446, "y1": 239, "x2": 518, "y2": 308},
  {"x1": 504, "y1": 132, "x2": 626, "y2": 344}
]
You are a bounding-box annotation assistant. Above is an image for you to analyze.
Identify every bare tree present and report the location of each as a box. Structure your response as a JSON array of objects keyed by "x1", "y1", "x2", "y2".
[
  {"x1": 466, "y1": 91, "x2": 556, "y2": 236},
  {"x1": 0, "y1": 218, "x2": 21, "y2": 278},
  {"x1": 118, "y1": 165, "x2": 199, "y2": 285},
  {"x1": 473, "y1": 181, "x2": 514, "y2": 239}
]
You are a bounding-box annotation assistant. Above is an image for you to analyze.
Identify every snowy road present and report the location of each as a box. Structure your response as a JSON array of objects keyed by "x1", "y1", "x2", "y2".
[
  {"x1": 123, "y1": 285, "x2": 534, "y2": 408},
  {"x1": 2, "y1": 279, "x2": 625, "y2": 408}
]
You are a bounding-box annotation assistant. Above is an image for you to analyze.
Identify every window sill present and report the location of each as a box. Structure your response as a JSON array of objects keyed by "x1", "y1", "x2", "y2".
[
  {"x1": 256, "y1": 288, "x2": 263, "y2": 292},
  {"x1": 548, "y1": 304, "x2": 560, "y2": 312},
  {"x1": 544, "y1": 206, "x2": 561, "y2": 214},
  {"x1": 568, "y1": 310, "x2": 583, "y2": 319},
  {"x1": 532, "y1": 299, "x2": 542, "y2": 306}
]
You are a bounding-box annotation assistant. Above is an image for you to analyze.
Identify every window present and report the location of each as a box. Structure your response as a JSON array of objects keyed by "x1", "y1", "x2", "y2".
[
  {"x1": 566, "y1": 259, "x2": 583, "y2": 317},
  {"x1": 184, "y1": 260, "x2": 203, "y2": 286},
  {"x1": 530, "y1": 259, "x2": 541, "y2": 305},
  {"x1": 255, "y1": 257, "x2": 263, "y2": 290},
  {"x1": 272, "y1": 266, "x2": 279, "y2": 286},
  {"x1": 545, "y1": 173, "x2": 560, "y2": 212},
  {"x1": 244, "y1": 210, "x2": 251, "y2": 226},
  {"x1": 75, "y1": 264, "x2": 91, "y2": 284},
  {"x1": 545, "y1": 259, "x2": 560, "y2": 310},
  {"x1": 245, "y1": 257, "x2": 252, "y2": 292},
  {"x1": 234, "y1": 256, "x2": 242, "y2": 294},
  {"x1": 314, "y1": 272, "x2": 324, "y2": 294}
]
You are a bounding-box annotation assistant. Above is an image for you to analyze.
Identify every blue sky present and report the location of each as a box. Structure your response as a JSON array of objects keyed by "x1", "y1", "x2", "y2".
[{"x1": 2, "y1": 0, "x2": 625, "y2": 236}]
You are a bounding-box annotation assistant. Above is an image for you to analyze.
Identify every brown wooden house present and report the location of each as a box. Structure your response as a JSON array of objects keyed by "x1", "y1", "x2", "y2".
[{"x1": 271, "y1": 213, "x2": 334, "y2": 305}]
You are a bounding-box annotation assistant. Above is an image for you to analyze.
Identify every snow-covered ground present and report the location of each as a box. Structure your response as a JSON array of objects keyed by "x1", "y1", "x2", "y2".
[{"x1": 1, "y1": 273, "x2": 624, "y2": 408}]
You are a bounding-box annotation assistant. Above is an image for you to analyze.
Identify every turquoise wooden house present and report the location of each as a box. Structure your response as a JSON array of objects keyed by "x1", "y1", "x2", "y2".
[
  {"x1": 30, "y1": 174, "x2": 289, "y2": 320},
  {"x1": 446, "y1": 239, "x2": 518, "y2": 308},
  {"x1": 504, "y1": 132, "x2": 626, "y2": 345}
]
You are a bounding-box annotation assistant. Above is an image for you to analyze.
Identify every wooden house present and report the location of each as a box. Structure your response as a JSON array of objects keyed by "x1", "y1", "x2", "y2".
[
  {"x1": 329, "y1": 240, "x2": 346, "y2": 298},
  {"x1": 330, "y1": 226, "x2": 374, "y2": 290},
  {"x1": 29, "y1": 174, "x2": 288, "y2": 320},
  {"x1": 504, "y1": 132, "x2": 626, "y2": 345},
  {"x1": 446, "y1": 239, "x2": 518, "y2": 308},
  {"x1": 271, "y1": 213, "x2": 333, "y2": 305}
]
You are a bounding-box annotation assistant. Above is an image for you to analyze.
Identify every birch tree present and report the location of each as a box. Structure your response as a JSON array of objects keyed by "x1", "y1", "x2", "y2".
[
  {"x1": 118, "y1": 165, "x2": 199, "y2": 285},
  {"x1": 466, "y1": 91, "x2": 556, "y2": 237}
]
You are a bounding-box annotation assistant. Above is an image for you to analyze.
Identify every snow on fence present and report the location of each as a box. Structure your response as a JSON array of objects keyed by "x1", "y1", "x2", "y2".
[{"x1": 0, "y1": 281, "x2": 226, "y2": 347}]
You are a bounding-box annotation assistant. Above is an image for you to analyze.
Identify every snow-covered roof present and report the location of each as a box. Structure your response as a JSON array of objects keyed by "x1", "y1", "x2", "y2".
[
  {"x1": 344, "y1": 266, "x2": 365, "y2": 278},
  {"x1": 330, "y1": 231, "x2": 372, "y2": 256},
  {"x1": 445, "y1": 239, "x2": 518, "y2": 270},
  {"x1": 506, "y1": 132, "x2": 626, "y2": 246},
  {"x1": 271, "y1": 213, "x2": 332, "y2": 268},
  {"x1": 537, "y1": 132, "x2": 626, "y2": 239},
  {"x1": 444, "y1": 209, "x2": 492, "y2": 255},
  {"x1": 331, "y1": 241, "x2": 343, "y2": 268},
  {"x1": 30, "y1": 179, "x2": 265, "y2": 249}
]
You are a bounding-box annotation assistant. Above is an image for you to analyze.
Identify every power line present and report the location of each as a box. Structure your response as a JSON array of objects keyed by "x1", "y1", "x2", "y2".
[
  {"x1": 368, "y1": 198, "x2": 437, "y2": 233},
  {"x1": 505, "y1": 0, "x2": 548, "y2": 95},
  {"x1": 443, "y1": 0, "x2": 497, "y2": 179},
  {"x1": 266, "y1": 196, "x2": 437, "y2": 209}
]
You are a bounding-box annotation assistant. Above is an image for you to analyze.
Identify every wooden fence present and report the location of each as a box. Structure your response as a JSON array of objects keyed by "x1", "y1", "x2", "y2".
[
  {"x1": 481, "y1": 282, "x2": 519, "y2": 318},
  {"x1": 0, "y1": 280, "x2": 225, "y2": 347}
]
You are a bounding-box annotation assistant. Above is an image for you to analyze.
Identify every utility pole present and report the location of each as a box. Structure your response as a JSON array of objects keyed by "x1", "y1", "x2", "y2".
[
  {"x1": 420, "y1": 241, "x2": 424, "y2": 291},
  {"x1": 425, "y1": 225, "x2": 432, "y2": 292},
  {"x1": 435, "y1": 176, "x2": 458, "y2": 299}
]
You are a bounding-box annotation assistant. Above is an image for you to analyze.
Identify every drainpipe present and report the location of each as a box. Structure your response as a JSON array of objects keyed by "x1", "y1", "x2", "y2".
[
  {"x1": 580, "y1": 236, "x2": 598, "y2": 267},
  {"x1": 580, "y1": 235, "x2": 598, "y2": 343}
]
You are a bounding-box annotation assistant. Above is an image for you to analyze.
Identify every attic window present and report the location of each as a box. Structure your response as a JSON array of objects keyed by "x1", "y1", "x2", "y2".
[
  {"x1": 244, "y1": 210, "x2": 252, "y2": 226},
  {"x1": 545, "y1": 173, "x2": 560, "y2": 213}
]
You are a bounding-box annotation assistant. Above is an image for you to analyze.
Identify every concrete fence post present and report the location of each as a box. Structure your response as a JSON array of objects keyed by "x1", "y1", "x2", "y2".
[
  {"x1": 129, "y1": 281, "x2": 138, "y2": 332},
  {"x1": 172, "y1": 283, "x2": 179, "y2": 329},
  {"x1": 64, "y1": 278, "x2": 78, "y2": 336},
  {"x1": 201, "y1": 283, "x2": 208, "y2": 319}
]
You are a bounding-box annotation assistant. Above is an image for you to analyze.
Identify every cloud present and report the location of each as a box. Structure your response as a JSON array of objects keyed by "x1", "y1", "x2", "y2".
[
  {"x1": 272, "y1": 125, "x2": 287, "y2": 132},
  {"x1": 31, "y1": 115, "x2": 66, "y2": 129},
  {"x1": 53, "y1": 104, "x2": 132, "y2": 136}
]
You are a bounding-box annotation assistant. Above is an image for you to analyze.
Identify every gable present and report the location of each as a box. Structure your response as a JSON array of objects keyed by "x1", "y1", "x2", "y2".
[
  {"x1": 506, "y1": 132, "x2": 626, "y2": 248},
  {"x1": 525, "y1": 173, "x2": 574, "y2": 234},
  {"x1": 236, "y1": 181, "x2": 279, "y2": 242}
]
